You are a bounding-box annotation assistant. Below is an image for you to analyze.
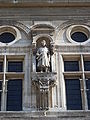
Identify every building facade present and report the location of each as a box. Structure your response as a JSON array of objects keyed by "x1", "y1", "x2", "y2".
[{"x1": 0, "y1": 0, "x2": 89, "y2": 120}]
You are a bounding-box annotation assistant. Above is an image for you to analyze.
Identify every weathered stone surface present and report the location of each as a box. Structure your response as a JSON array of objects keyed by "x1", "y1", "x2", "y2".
[{"x1": 0, "y1": 111, "x2": 89, "y2": 120}]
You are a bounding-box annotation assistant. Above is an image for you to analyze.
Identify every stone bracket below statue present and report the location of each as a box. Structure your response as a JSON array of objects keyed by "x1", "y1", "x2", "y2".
[{"x1": 31, "y1": 72, "x2": 57, "y2": 87}]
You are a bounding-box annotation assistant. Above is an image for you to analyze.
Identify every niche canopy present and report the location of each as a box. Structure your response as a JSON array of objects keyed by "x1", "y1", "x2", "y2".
[
  {"x1": 0, "y1": 26, "x2": 21, "y2": 46},
  {"x1": 66, "y1": 25, "x2": 90, "y2": 45}
]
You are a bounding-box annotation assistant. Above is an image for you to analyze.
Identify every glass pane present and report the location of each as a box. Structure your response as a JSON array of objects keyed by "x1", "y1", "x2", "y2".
[
  {"x1": 8, "y1": 61, "x2": 23, "y2": 72},
  {"x1": 0, "y1": 62, "x2": 3, "y2": 72},
  {"x1": 86, "y1": 79, "x2": 90, "y2": 110},
  {"x1": 65, "y1": 79, "x2": 82, "y2": 110},
  {"x1": 71, "y1": 32, "x2": 88, "y2": 42},
  {"x1": 6, "y1": 79, "x2": 22, "y2": 111},
  {"x1": 64, "y1": 61, "x2": 79, "y2": 71},
  {"x1": 84, "y1": 61, "x2": 90, "y2": 71},
  {"x1": 0, "y1": 32, "x2": 15, "y2": 43}
]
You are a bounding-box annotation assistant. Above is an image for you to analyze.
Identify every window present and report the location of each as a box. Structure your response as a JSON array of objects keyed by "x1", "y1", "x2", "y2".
[
  {"x1": 71, "y1": 32, "x2": 88, "y2": 43},
  {"x1": 84, "y1": 61, "x2": 90, "y2": 71},
  {"x1": 66, "y1": 25, "x2": 90, "y2": 45},
  {"x1": 6, "y1": 79, "x2": 22, "y2": 111},
  {"x1": 65, "y1": 79, "x2": 82, "y2": 110},
  {"x1": 0, "y1": 26, "x2": 21, "y2": 46},
  {"x1": 0, "y1": 62, "x2": 3, "y2": 72},
  {"x1": 86, "y1": 79, "x2": 90, "y2": 110},
  {"x1": 64, "y1": 61, "x2": 79, "y2": 71},
  {"x1": 0, "y1": 55, "x2": 24, "y2": 111},
  {"x1": 0, "y1": 32, "x2": 15, "y2": 43},
  {"x1": 63, "y1": 55, "x2": 90, "y2": 110},
  {"x1": 8, "y1": 61, "x2": 23, "y2": 72}
]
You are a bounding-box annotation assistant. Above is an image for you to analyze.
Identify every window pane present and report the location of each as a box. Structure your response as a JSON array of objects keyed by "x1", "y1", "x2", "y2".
[
  {"x1": 0, "y1": 62, "x2": 3, "y2": 72},
  {"x1": 86, "y1": 79, "x2": 90, "y2": 110},
  {"x1": 64, "y1": 61, "x2": 79, "y2": 71},
  {"x1": 84, "y1": 61, "x2": 90, "y2": 71},
  {"x1": 71, "y1": 32, "x2": 88, "y2": 42},
  {"x1": 6, "y1": 79, "x2": 22, "y2": 111},
  {"x1": 65, "y1": 79, "x2": 82, "y2": 110},
  {"x1": 0, "y1": 32, "x2": 15, "y2": 43},
  {"x1": 0, "y1": 81, "x2": 2, "y2": 111},
  {"x1": 8, "y1": 61, "x2": 23, "y2": 72}
]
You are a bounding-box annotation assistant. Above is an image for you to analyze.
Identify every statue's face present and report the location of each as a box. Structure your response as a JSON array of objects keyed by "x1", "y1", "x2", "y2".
[{"x1": 41, "y1": 40, "x2": 46, "y2": 46}]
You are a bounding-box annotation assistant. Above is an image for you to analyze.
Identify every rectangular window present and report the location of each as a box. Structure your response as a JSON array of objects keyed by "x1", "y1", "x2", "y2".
[
  {"x1": 65, "y1": 79, "x2": 82, "y2": 110},
  {"x1": 84, "y1": 61, "x2": 90, "y2": 71},
  {"x1": 8, "y1": 61, "x2": 23, "y2": 72},
  {"x1": 6, "y1": 79, "x2": 22, "y2": 111},
  {"x1": 86, "y1": 79, "x2": 90, "y2": 110},
  {"x1": 0, "y1": 62, "x2": 3, "y2": 72},
  {"x1": 64, "y1": 61, "x2": 79, "y2": 71}
]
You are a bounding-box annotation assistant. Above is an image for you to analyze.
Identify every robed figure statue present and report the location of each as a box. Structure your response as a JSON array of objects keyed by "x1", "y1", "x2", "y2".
[{"x1": 36, "y1": 40, "x2": 50, "y2": 72}]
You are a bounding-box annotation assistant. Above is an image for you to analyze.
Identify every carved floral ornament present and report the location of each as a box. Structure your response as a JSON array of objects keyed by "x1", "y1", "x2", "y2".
[{"x1": 66, "y1": 25, "x2": 90, "y2": 45}]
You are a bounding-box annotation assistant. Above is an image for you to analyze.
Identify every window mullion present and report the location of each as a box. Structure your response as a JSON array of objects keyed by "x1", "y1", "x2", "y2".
[
  {"x1": 1, "y1": 55, "x2": 7, "y2": 111},
  {"x1": 81, "y1": 54, "x2": 88, "y2": 110}
]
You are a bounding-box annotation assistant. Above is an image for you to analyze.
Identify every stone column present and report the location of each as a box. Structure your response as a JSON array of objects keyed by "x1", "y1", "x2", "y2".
[
  {"x1": 23, "y1": 53, "x2": 31, "y2": 111},
  {"x1": 81, "y1": 54, "x2": 88, "y2": 110},
  {"x1": 1, "y1": 55, "x2": 6, "y2": 111},
  {"x1": 51, "y1": 53, "x2": 56, "y2": 72},
  {"x1": 32, "y1": 55, "x2": 36, "y2": 72},
  {"x1": 32, "y1": 43, "x2": 36, "y2": 72},
  {"x1": 59, "y1": 54, "x2": 66, "y2": 110}
]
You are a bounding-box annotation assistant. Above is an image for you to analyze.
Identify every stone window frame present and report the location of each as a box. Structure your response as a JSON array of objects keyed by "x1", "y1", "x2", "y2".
[
  {"x1": 66, "y1": 25, "x2": 90, "y2": 45},
  {"x1": 0, "y1": 25, "x2": 21, "y2": 46},
  {"x1": 62, "y1": 54, "x2": 90, "y2": 110},
  {"x1": 0, "y1": 55, "x2": 25, "y2": 111}
]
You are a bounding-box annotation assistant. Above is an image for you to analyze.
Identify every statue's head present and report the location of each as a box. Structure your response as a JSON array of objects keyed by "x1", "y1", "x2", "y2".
[{"x1": 41, "y1": 40, "x2": 46, "y2": 47}]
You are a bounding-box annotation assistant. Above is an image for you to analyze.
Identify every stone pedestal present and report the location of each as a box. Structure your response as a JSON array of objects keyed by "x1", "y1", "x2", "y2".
[{"x1": 32, "y1": 72, "x2": 57, "y2": 110}]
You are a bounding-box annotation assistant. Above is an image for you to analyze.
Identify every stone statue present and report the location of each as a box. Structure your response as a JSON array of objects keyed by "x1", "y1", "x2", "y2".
[{"x1": 36, "y1": 40, "x2": 50, "y2": 72}]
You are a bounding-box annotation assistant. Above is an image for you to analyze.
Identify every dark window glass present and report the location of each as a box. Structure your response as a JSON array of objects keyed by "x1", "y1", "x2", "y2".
[
  {"x1": 0, "y1": 32, "x2": 15, "y2": 43},
  {"x1": 84, "y1": 61, "x2": 90, "y2": 71},
  {"x1": 6, "y1": 79, "x2": 22, "y2": 111},
  {"x1": 0, "y1": 62, "x2": 3, "y2": 72},
  {"x1": 86, "y1": 79, "x2": 90, "y2": 110},
  {"x1": 71, "y1": 32, "x2": 88, "y2": 42},
  {"x1": 65, "y1": 79, "x2": 82, "y2": 110},
  {"x1": 64, "y1": 61, "x2": 79, "y2": 71},
  {"x1": 8, "y1": 61, "x2": 23, "y2": 72}
]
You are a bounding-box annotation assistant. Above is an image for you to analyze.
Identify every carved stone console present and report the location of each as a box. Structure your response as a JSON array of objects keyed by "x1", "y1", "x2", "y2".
[{"x1": 32, "y1": 72, "x2": 57, "y2": 110}]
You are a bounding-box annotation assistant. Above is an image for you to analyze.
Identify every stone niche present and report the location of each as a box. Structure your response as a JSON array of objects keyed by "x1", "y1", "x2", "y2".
[{"x1": 32, "y1": 35, "x2": 57, "y2": 110}]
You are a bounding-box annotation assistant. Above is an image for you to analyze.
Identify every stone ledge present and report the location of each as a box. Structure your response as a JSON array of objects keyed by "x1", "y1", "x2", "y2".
[
  {"x1": 0, "y1": 111, "x2": 89, "y2": 120},
  {"x1": 0, "y1": 1, "x2": 90, "y2": 8}
]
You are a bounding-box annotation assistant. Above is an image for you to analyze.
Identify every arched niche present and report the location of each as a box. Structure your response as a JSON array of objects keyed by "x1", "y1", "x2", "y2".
[
  {"x1": 36, "y1": 36, "x2": 50, "y2": 49},
  {"x1": 32, "y1": 34, "x2": 55, "y2": 73}
]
